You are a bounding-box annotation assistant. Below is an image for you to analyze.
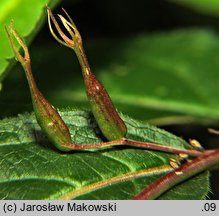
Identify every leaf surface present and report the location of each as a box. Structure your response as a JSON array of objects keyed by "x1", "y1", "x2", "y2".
[{"x1": 0, "y1": 109, "x2": 209, "y2": 199}]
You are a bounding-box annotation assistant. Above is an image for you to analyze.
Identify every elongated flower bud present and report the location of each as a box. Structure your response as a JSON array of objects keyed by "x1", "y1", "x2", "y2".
[
  {"x1": 5, "y1": 22, "x2": 72, "y2": 151},
  {"x1": 47, "y1": 8, "x2": 127, "y2": 140}
]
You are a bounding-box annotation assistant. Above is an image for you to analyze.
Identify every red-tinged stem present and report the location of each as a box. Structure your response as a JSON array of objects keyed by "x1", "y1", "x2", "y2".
[
  {"x1": 132, "y1": 149, "x2": 219, "y2": 200},
  {"x1": 64, "y1": 138, "x2": 208, "y2": 157}
]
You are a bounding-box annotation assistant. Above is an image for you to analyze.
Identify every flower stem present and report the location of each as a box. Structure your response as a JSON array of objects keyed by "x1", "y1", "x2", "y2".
[{"x1": 64, "y1": 138, "x2": 206, "y2": 157}]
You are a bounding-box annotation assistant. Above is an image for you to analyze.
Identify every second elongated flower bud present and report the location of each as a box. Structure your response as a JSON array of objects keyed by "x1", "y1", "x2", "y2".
[{"x1": 47, "y1": 8, "x2": 127, "y2": 140}]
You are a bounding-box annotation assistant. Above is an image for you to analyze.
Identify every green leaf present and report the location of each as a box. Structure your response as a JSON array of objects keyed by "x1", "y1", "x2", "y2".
[
  {"x1": 0, "y1": 109, "x2": 209, "y2": 199},
  {"x1": 169, "y1": 0, "x2": 219, "y2": 17},
  {"x1": 0, "y1": 0, "x2": 60, "y2": 83}
]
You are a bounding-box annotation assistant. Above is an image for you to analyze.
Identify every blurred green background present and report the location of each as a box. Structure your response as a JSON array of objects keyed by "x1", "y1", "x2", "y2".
[{"x1": 0, "y1": 0, "x2": 219, "y2": 199}]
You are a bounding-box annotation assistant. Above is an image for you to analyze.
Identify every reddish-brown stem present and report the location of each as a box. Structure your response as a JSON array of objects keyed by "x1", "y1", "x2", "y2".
[
  {"x1": 64, "y1": 138, "x2": 207, "y2": 157},
  {"x1": 132, "y1": 149, "x2": 219, "y2": 200}
]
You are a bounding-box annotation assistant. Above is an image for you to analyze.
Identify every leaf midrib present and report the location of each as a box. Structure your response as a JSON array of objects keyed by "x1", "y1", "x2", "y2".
[{"x1": 56, "y1": 164, "x2": 172, "y2": 199}]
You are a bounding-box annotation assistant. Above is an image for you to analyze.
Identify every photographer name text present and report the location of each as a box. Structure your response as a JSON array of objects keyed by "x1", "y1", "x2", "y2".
[{"x1": 3, "y1": 202, "x2": 117, "y2": 213}]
